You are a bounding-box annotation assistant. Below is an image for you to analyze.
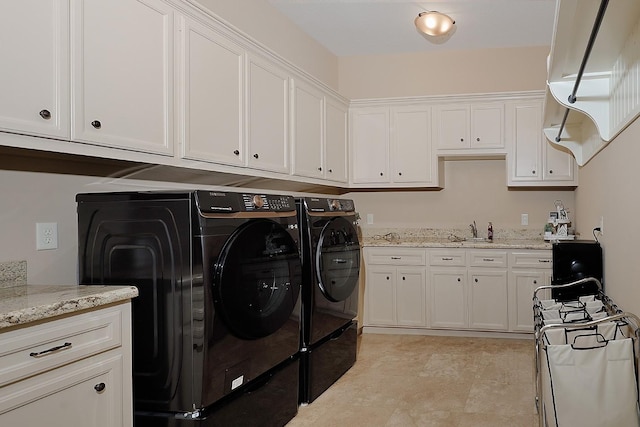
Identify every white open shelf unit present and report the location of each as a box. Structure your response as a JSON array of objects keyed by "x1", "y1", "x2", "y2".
[{"x1": 543, "y1": 0, "x2": 640, "y2": 166}]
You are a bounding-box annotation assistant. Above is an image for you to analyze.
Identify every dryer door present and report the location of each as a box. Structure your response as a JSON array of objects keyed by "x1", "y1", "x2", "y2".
[
  {"x1": 214, "y1": 219, "x2": 302, "y2": 339},
  {"x1": 315, "y1": 216, "x2": 361, "y2": 302}
]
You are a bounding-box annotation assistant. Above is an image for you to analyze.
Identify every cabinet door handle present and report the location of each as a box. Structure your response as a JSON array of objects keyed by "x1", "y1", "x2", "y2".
[
  {"x1": 549, "y1": 170, "x2": 553, "y2": 174},
  {"x1": 29, "y1": 342, "x2": 72, "y2": 357},
  {"x1": 379, "y1": 172, "x2": 384, "y2": 176},
  {"x1": 398, "y1": 172, "x2": 402, "y2": 176},
  {"x1": 457, "y1": 277, "x2": 461, "y2": 282},
  {"x1": 233, "y1": 150, "x2": 240, "y2": 155},
  {"x1": 94, "y1": 383, "x2": 106, "y2": 393},
  {"x1": 532, "y1": 170, "x2": 536, "y2": 174},
  {"x1": 386, "y1": 276, "x2": 390, "y2": 280},
  {"x1": 538, "y1": 259, "x2": 550, "y2": 263},
  {"x1": 328, "y1": 169, "x2": 333, "y2": 173},
  {"x1": 476, "y1": 137, "x2": 480, "y2": 141},
  {"x1": 91, "y1": 120, "x2": 102, "y2": 129},
  {"x1": 402, "y1": 276, "x2": 406, "y2": 280},
  {"x1": 442, "y1": 257, "x2": 453, "y2": 261},
  {"x1": 253, "y1": 153, "x2": 259, "y2": 159},
  {"x1": 318, "y1": 167, "x2": 322, "y2": 171},
  {"x1": 39, "y1": 109, "x2": 51, "y2": 120},
  {"x1": 482, "y1": 258, "x2": 495, "y2": 262},
  {"x1": 474, "y1": 278, "x2": 479, "y2": 283},
  {"x1": 533, "y1": 280, "x2": 538, "y2": 285},
  {"x1": 460, "y1": 138, "x2": 464, "y2": 142},
  {"x1": 390, "y1": 256, "x2": 402, "y2": 260}
]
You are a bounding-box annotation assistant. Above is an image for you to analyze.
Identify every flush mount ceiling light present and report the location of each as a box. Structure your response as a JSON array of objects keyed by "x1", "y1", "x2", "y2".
[{"x1": 414, "y1": 11, "x2": 456, "y2": 37}]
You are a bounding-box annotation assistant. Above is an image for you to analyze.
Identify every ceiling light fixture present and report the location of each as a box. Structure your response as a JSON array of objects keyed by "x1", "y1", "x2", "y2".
[{"x1": 414, "y1": 11, "x2": 456, "y2": 37}]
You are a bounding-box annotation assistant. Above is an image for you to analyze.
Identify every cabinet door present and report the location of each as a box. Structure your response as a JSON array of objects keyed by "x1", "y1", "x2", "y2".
[
  {"x1": 430, "y1": 268, "x2": 466, "y2": 329},
  {"x1": 396, "y1": 267, "x2": 426, "y2": 327},
  {"x1": 291, "y1": 79, "x2": 324, "y2": 179},
  {"x1": 508, "y1": 102, "x2": 542, "y2": 183},
  {"x1": 247, "y1": 54, "x2": 289, "y2": 173},
  {"x1": 392, "y1": 106, "x2": 435, "y2": 184},
  {"x1": 543, "y1": 139, "x2": 576, "y2": 183},
  {"x1": 0, "y1": 353, "x2": 126, "y2": 426},
  {"x1": 350, "y1": 107, "x2": 389, "y2": 183},
  {"x1": 0, "y1": 0, "x2": 69, "y2": 139},
  {"x1": 365, "y1": 267, "x2": 395, "y2": 326},
  {"x1": 468, "y1": 269, "x2": 508, "y2": 330},
  {"x1": 509, "y1": 270, "x2": 550, "y2": 332},
  {"x1": 72, "y1": 0, "x2": 174, "y2": 155},
  {"x1": 434, "y1": 105, "x2": 470, "y2": 150},
  {"x1": 178, "y1": 16, "x2": 244, "y2": 166},
  {"x1": 324, "y1": 96, "x2": 348, "y2": 183},
  {"x1": 471, "y1": 103, "x2": 504, "y2": 149}
]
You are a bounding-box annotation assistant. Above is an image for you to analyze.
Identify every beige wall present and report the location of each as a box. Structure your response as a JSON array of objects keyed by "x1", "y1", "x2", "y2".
[
  {"x1": 338, "y1": 46, "x2": 550, "y2": 99},
  {"x1": 574, "y1": 118, "x2": 640, "y2": 315},
  {"x1": 348, "y1": 159, "x2": 574, "y2": 234}
]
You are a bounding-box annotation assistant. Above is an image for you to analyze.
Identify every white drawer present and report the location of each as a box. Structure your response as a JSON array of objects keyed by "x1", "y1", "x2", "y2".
[
  {"x1": 468, "y1": 250, "x2": 508, "y2": 268},
  {"x1": 429, "y1": 249, "x2": 466, "y2": 266},
  {"x1": 0, "y1": 305, "x2": 122, "y2": 387},
  {"x1": 365, "y1": 248, "x2": 427, "y2": 266},
  {"x1": 510, "y1": 250, "x2": 552, "y2": 269}
]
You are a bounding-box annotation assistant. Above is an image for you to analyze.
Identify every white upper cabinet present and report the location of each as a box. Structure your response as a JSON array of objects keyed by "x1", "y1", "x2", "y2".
[
  {"x1": 247, "y1": 54, "x2": 290, "y2": 174},
  {"x1": 0, "y1": 0, "x2": 70, "y2": 139},
  {"x1": 350, "y1": 106, "x2": 389, "y2": 184},
  {"x1": 323, "y1": 95, "x2": 348, "y2": 183},
  {"x1": 71, "y1": 0, "x2": 174, "y2": 155},
  {"x1": 507, "y1": 99, "x2": 577, "y2": 187},
  {"x1": 178, "y1": 15, "x2": 244, "y2": 166},
  {"x1": 291, "y1": 83, "x2": 348, "y2": 183},
  {"x1": 434, "y1": 102, "x2": 505, "y2": 153},
  {"x1": 291, "y1": 79, "x2": 324, "y2": 179},
  {"x1": 350, "y1": 104, "x2": 440, "y2": 188}
]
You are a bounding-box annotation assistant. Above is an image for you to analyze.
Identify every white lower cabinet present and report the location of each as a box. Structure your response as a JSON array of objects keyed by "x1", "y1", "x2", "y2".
[
  {"x1": 0, "y1": 303, "x2": 133, "y2": 426},
  {"x1": 508, "y1": 250, "x2": 553, "y2": 332},
  {"x1": 365, "y1": 246, "x2": 552, "y2": 334},
  {"x1": 364, "y1": 248, "x2": 427, "y2": 327}
]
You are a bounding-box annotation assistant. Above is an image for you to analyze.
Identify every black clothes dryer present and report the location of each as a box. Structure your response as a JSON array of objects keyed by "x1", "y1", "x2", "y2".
[
  {"x1": 77, "y1": 190, "x2": 302, "y2": 426},
  {"x1": 296, "y1": 197, "x2": 361, "y2": 404}
]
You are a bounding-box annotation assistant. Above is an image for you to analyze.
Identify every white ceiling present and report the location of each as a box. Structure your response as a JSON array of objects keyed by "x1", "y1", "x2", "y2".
[{"x1": 267, "y1": 0, "x2": 557, "y2": 56}]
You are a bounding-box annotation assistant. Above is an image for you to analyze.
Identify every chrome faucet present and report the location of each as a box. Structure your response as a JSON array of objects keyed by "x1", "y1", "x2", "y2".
[{"x1": 470, "y1": 221, "x2": 478, "y2": 238}]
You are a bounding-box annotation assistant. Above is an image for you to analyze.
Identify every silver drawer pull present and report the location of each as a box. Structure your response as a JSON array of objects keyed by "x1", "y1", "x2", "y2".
[
  {"x1": 441, "y1": 257, "x2": 453, "y2": 261},
  {"x1": 390, "y1": 257, "x2": 402, "y2": 260},
  {"x1": 538, "y1": 259, "x2": 551, "y2": 263},
  {"x1": 333, "y1": 259, "x2": 348, "y2": 264},
  {"x1": 29, "y1": 342, "x2": 72, "y2": 358},
  {"x1": 482, "y1": 258, "x2": 495, "y2": 262}
]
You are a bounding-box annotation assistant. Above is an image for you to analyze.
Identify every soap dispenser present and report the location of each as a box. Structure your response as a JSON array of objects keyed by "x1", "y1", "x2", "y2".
[{"x1": 487, "y1": 222, "x2": 493, "y2": 241}]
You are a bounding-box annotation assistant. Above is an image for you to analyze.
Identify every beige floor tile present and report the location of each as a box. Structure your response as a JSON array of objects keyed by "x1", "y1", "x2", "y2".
[{"x1": 287, "y1": 334, "x2": 537, "y2": 427}]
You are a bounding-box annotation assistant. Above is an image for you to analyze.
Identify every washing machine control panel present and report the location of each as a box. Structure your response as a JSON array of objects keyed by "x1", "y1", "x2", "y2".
[
  {"x1": 241, "y1": 193, "x2": 295, "y2": 212},
  {"x1": 304, "y1": 197, "x2": 355, "y2": 213}
]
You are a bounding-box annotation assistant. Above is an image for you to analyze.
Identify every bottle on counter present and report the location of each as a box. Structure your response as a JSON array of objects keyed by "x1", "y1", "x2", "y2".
[{"x1": 487, "y1": 222, "x2": 493, "y2": 241}]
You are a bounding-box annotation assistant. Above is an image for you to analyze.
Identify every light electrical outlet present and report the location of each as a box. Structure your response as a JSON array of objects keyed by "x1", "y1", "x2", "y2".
[
  {"x1": 36, "y1": 222, "x2": 58, "y2": 250},
  {"x1": 521, "y1": 213, "x2": 529, "y2": 226},
  {"x1": 366, "y1": 213, "x2": 374, "y2": 225},
  {"x1": 599, "y1": 216, "x2": 604, "y2": 235}
]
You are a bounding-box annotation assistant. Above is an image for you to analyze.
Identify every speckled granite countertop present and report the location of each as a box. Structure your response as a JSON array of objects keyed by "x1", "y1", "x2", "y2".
[
  {"x1": 359, "y1": 227, "x2": 553, "y2": 250},
  {"x1": 362, "y1": 237, "x2": 552, "y2": 250},
  {"x1": 0, "y1": 284, "x2": 139, "y2": 330}
]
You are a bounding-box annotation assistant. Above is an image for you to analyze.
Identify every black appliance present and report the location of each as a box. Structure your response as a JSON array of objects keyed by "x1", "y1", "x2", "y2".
[
  {"x1": 552, "y1": 240, "x2": 603, "y2": 300},
  {"x1": 296, "y1": 197, "x2": 360, "y2": 404},
  {"x1": 77, "y1": 190, "x2": 303, "y2": 426}
]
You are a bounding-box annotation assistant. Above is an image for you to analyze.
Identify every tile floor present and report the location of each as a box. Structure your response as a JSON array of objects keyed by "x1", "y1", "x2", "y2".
[{"x1": 287, "y1": 333, "x2": 538, "y2": 427}]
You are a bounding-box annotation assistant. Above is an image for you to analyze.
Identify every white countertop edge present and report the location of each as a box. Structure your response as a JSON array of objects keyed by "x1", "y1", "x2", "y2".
[
  {"x1": 362, "y1": 238, "x2": 552, "y2": 250},
  {"x1": 0, "y1": 284, "x2": 139, "y2": 330}
]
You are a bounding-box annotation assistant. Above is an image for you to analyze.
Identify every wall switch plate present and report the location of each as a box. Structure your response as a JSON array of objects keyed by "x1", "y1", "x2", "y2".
[
  {"x1": 599, "y1": 216, "x2": 604, "y2": 235},
  {"x1": 36, "y1": 222, "x2": 58, "y2": 250},
  {"x1": 521, "y1": 213, "x2": 529, "y2": 226},
  {"x1": 366, "y1": 213, "x2": 374, "y2": 225}
]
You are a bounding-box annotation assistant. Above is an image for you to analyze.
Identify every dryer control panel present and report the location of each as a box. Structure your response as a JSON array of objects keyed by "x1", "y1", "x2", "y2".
[{"x1": 196, "y1": 191, "x2": 295, "y2": 213}]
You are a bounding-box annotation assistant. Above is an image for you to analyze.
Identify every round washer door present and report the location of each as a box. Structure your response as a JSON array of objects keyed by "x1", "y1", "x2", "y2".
[
  {"x1": 214, "y1": 219, "x2": 302, "y2": 339},
  {"x1": 315, "y1": 216, "x2": 360, "y2": 302}
]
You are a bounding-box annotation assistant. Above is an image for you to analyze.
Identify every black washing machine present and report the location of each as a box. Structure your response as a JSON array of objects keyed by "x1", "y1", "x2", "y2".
[
  {"x1": 296, "y1": 197, "x2": 361, "y2": 404},
  {"x1": 77, "y1": 190, "x2": 302, "y2": 426}
]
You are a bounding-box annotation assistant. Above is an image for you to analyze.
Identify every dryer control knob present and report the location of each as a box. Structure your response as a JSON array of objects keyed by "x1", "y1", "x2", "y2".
[
  {"x1": 329, "y1": 200, "x2": 341, "y2": 211},
  {"x1": 252, "y1": 195, "x2": 265, "y2": 209}
]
